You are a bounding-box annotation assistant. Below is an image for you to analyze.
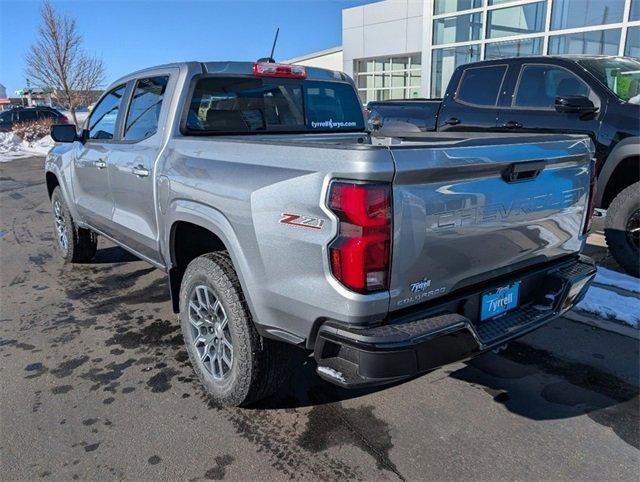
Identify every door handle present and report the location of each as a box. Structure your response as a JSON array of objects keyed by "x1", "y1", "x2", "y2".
[
  {"x1": 93, "y1": 159, "x2": 106, "y2": 169},
  {"x1": 502, "y1": 121, "x2": 522, "y2": 129},
  {"x1": 444, "y1": 117, "x2": 460, "y2": 126},
  {"x1": 132, "y1": 165, "x2": 150, "y2": 177},
  {"x1": 502, "y1": 160, "x2": 547, "y2": 183}
]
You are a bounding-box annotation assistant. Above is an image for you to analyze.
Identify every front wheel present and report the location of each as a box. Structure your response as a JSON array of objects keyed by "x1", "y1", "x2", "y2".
[
  {"x1": 51, "y1": 187, "x2": 97, "y2": 263},
  {"x1": 604, "y1": 181, "x2": 640, "y2": 278},
  {"x1": 179, "y1": 252, "x2": 289, "y2": 406}
]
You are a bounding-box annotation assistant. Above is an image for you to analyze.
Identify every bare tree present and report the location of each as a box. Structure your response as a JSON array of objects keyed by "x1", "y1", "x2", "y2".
[{"x1": 25, "y1": 1, "x2": 105, "y2": 125}]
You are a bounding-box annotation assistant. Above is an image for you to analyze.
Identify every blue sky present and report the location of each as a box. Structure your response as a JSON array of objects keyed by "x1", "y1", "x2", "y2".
[{"x1": 0, "y1": 0, "x2": 374, "y2": 94}]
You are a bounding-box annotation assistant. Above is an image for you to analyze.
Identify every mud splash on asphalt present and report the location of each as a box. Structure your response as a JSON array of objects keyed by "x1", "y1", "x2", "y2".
[
  {"x1": 203, "y1": 454, "x2": 234, "y2": 480},
  {"x1": 299, "y1": 403, "x2": 402, "y2": 479},
  {"x1": 458, "y1": 342, "x2": 639, "y2": 449}
]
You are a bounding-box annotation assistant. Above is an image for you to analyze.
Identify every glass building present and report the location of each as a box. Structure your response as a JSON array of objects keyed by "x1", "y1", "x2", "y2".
[{"x1": 338, "y1": 0, "x2": 640, "y2": 102}]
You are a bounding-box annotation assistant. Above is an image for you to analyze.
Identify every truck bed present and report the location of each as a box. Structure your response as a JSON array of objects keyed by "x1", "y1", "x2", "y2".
[{"x1": 167, "y1": 131, "x2": 593, "y2": 319}]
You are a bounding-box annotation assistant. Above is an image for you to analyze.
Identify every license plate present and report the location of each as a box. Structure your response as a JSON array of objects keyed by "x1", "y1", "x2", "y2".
[{"x1": 481, "y1": 282, "x2": 520, "y2": 321}]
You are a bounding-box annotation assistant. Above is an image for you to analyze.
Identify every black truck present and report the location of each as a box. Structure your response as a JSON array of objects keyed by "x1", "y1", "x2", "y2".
[{"x1": 367, "y1": 56, "x2": 640, "y2": 277}]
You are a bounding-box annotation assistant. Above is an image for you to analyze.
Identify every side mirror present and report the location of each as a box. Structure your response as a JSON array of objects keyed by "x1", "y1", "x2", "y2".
[
  {"x1": 50, "y1": 124, "x2": 79, "y2": 143},
  {"x1": 554, "y1": 95, "x2": 597, "y2": 114}
]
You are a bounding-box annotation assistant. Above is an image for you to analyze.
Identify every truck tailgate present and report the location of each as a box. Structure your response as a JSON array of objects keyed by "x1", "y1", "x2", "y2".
[{"x1": 388, "y1": 136, "x2": 593, "y2": 311}]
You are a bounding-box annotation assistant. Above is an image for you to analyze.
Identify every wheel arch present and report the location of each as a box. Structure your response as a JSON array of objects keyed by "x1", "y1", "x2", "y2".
[
  {"x1": 164, "y1": 200, "x2": 256, "y2": 318},
  {"x1": 596, "y1": 138, "x2": 640, "y2": 209},
  {"x1": 45, "y1": 171, "x2": 60, "y2": 199}
]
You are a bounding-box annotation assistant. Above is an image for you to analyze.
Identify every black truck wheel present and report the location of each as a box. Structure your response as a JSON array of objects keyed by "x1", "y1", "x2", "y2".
[
  {"x1": 179, "y1": 252, "x2": 288, "y2": 407},
  {"x1": 51, "y1": 187, "x2": 97, "y2": 263},
  {"x1": 605, "y1": 181, "x2": 640, "y2": 277}
]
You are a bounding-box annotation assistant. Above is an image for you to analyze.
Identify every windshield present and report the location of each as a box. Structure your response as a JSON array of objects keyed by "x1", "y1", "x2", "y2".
[
  {"x1": 184, "y1": 77, "x2": 364, "y2": 134},
  {"x1": 579, "y1": 57, "x2": 640, "y2": 104}
]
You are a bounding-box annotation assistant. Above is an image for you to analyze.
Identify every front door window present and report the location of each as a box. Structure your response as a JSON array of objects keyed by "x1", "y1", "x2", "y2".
[{"x1": 88, "y1": 85, "x2": 126, "y2": 140}]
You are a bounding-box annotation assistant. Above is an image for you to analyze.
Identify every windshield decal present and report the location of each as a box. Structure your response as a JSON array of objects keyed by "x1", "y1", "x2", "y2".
[{"x1": 311, "y1": 119, "x2": 357, "y2": 129}]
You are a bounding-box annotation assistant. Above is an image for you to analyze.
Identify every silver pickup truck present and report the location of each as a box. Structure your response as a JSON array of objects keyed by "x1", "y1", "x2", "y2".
[{"x1": 46, "y1": 60, "x2": 597, "y2": 406}]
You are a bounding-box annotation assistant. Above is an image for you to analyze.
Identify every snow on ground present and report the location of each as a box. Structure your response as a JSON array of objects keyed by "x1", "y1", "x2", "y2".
[
  {"x1": 577, "y1": 286, "x2": 639, "y2": 328},
  {"x1": 593, "y1": 266, "x2": 640, "y2": 294},
  {"x1": 0, "y1": 132, "x2": 53, "y2": 162},
  {"x1": 576, "y1": 266, "x2": 640, "y2": 328}
]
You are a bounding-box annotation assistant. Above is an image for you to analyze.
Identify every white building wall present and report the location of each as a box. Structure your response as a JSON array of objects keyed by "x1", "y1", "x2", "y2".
[
  {"x1": 342, "y1": 0, "x2": 425, "y2": 78},
  {"x1": 286, "y1": 48, "x2": 344, "y2": 71}
]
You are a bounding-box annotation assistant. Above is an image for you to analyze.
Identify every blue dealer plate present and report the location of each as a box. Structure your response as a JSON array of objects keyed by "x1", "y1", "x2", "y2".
[{"x1": 480, "y1": 282, "x2": 520, "y2": 321}]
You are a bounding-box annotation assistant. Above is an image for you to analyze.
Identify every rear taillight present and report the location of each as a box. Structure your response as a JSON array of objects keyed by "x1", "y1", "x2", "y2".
[
  {"x1": 253, "y1": 62, "x2": 307, "y2": 79},
  {"x1": 327, "y1": 181, "x2": 392, "y2": 293},
  {"x1": 583, "y1": 159, "x2": 598, "y2": 235},
  {"x1": 59, "y1": 115, "x2": 69, "y2": 124}
]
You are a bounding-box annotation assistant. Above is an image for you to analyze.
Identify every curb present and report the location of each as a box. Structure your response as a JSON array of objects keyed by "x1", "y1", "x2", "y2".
[{"x1": 564, "y1": 309, "x2": 640, "y2": 340}]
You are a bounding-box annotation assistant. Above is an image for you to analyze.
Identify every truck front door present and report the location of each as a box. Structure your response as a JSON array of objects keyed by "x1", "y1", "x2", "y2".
[
  {"x1": 107, "y1": 73, "x2": 173, "y2": 265},
  {"x1": 73, "y1": 84, "x2": 127, "y2": 234},
  {"x1": 496, "y1": 62, "x2": 602, "y2": 137}
]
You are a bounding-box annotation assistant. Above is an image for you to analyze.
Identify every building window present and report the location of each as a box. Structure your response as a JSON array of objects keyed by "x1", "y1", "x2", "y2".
[
  {"x1": 431, "y1": 45, "x2": 480, "y2": 97},
  {"x1": 487, "y1": 1, "x2": 547, "y2": 39},
  {"x1": 433, "y1": 12, "x2": 482, "y2": 45},
  {"x1": 548, "y1": 29, "x2": 621, "y2": 55},
  {"x1": 551, "y1": 0, "x2": 625, "y2": 31},
  {"x1": 354, "y1": 54, "x2": 422, "y2": 104},
  {"x1": 631, "y1": 0, "x2": 640, "y2": 21},
  {"x1": 626, "y1": 26, "x2": 640, "y2": 57},
  {"x1": 485, "y1": 37, "x2": 543, "y2": 59},
  {"x1": 434, "y1": 0, "x2": 483, "y2": 16},
  {"x1": 488, "y1": 0, "x2": 518, "y2": 5}
]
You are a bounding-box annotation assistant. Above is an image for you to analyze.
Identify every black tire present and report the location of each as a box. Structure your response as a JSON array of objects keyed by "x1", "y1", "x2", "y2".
[
  {"x1": 179, "y1": 252, "x2": 289, "y2": 407},
  {"x1": 51, "y1": 187, "x2": 97, "y2": 263},
  {"x1": 604, "y1": 181, "x2": 640, "y2": 278}
]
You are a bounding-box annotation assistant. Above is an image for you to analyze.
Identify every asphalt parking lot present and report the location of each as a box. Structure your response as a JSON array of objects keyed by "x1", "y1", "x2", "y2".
[{"x1": 1, "y1": 156, "x2": 638, "y2": 481}]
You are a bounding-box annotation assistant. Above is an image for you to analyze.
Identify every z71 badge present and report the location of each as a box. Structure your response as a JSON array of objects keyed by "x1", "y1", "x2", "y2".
[{"x1": 279, "y1": 213, "x2": 325, "y2": 230}]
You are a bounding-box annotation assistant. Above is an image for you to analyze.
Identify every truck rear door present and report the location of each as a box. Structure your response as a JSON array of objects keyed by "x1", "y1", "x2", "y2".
[
  {"x1": 107, "y1": 70, "x2": 176, "y2": 264},
  {"x1": 388, "y1": 135, "x2": 593, "y2": 312},
  {"x1": 437, "y1": 63, "x2": 508, "y2": 132}
]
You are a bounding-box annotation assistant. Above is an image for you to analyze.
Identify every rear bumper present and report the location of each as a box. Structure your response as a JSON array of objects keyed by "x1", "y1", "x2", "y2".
[{"x1": 314, "y1": 255, "x2": 596, "y2": 388}]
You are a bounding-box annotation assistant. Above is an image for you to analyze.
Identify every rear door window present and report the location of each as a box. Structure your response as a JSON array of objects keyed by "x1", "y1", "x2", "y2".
[
  {"x1": 37, "y1": 110, "x2": 57, "y2": 120},
  {"x1": 124, "y1": 76, "x2": 169, "y2": 141},
  {"x1": 185, "y1": 77, "x2": 363, "y2": 134},
  {"x1": 455, "y1": 65, "x2": 507, "y2": 106},
  {"x1": 513, "y1": 65, "x2": 591, "y2": 109},
  {"x1": 18, "y1": 110, "x2": 38, "y2": 122}
]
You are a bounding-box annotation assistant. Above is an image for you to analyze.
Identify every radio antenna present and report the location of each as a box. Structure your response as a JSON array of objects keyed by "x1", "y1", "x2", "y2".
[{"x1": 269, "y1": 27, "x2": 280, "y2": 62}]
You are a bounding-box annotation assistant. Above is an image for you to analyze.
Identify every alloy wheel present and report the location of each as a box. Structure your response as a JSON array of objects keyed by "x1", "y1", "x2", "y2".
[
  {"x1": 188, "y1": 285, "x2": 233, "y2": 380},
  {"x1": 626, "y1": 209, "x2": 640, "y2": 251},
  {"x1": 53, "y1": 200, "x2": 68, "y2": 252}
]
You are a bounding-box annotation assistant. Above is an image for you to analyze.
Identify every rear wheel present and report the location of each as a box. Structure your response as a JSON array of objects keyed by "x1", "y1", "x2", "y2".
[
  {"x1": 605, "y1": 181, "x2": 640, "y2": 277},
  {"x1": 179, "y1": 252, "x2": 289, "y2": 406},
  {"x1": 51, "y1": 187, "x2": 97, "y2": 263}
]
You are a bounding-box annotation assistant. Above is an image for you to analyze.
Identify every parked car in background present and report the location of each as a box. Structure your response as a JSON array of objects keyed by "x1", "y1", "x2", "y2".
[
  {"x1": 46, "y1": 59, "x2": 596, "y2": 407},
  {"x1": 0, "y1": 106, "x2": 69, "y2": 132},
  {"x1": 368, "y1": 56, "x2": 640, "y2": 276}
]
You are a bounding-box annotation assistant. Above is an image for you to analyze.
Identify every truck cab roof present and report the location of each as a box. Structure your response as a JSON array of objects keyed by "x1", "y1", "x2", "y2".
[
  {"x1": 111, "y1": 60, "x2": 351, "y2": 86},
  {"x1": 461, "y1": 55, "x2": 627, "y2": 69}
]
